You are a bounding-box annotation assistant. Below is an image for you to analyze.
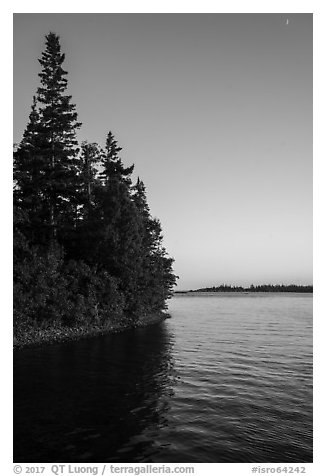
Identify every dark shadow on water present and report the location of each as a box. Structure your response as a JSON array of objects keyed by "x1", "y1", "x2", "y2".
[
  {"x1": 14, "y1": 295, "x2": 313, "y2": 463},
  {"x1": 14, "y1": 322, "x2": 176, "y2": 462}
]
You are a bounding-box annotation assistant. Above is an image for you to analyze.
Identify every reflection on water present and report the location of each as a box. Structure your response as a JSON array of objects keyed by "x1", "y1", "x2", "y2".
[
  {"x1": 14, "y1": 293, "x2": 313, "y2": 463},
  {"x1": 14, "y1": 324, "x2": 176, "y2": 462}
]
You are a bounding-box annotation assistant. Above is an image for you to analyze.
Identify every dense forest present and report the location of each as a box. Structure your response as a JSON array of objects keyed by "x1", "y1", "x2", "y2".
[
  {"x1": 183, "y1": 284, "x2": 313, "y2": 293},
  {"x1": 14, "y1": 32, "x2": 177, "y2": 343}
]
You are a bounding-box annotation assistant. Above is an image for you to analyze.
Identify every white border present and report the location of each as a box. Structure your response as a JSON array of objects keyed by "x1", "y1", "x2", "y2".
[{"x1": 3, "y1": 2, "x2": 324, "y2": 475}]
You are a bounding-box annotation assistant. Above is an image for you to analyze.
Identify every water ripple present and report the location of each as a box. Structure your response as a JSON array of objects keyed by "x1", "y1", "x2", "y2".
[{"x1": 14, "y1": 293, "x2": 312, "y2": 463}]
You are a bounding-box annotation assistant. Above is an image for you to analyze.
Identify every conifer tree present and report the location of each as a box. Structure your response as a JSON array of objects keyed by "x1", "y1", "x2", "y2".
[
  {"x1": 36, "y1": 32, "x2": 82, "y2": 242},
  {"x1": 80, "y1": 141, "x2": 103, "y2": 207},
  {"x1": 14, "y1": 97, "x2": 47, "y2": 243},
  {"x1": 95, "y1": 132, "x2": 143, "y2": 316},
  {"x1": 132, "y1": 178, "x2": 178, "y2": 310},
  {"x1": 68, "y1": 142, "x2": 103, "y2": 261},
  {"x1": 100, "y1": 131, "x2": 134, "y2": 186},
  {"x1": 14, "y1": 96, "x2": 39, "y2": 204}
]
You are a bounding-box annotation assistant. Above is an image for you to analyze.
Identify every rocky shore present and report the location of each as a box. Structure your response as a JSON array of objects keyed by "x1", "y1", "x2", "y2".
[{"x1": 13, "y1": 311, "x2": 170, "y2": 350}]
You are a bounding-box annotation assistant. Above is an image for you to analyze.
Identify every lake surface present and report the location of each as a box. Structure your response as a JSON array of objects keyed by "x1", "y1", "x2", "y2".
[{"x1": 14, "y1": 293, "x2": 313, "y2": 463}]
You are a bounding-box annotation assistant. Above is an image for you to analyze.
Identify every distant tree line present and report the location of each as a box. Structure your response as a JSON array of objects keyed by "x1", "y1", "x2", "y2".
[
  {"x1": 185, "y1": 284, "x2": 313, "y2": 293},
  {"x1": 14, "y1": 32, "x2": 177, "y2": 336}
]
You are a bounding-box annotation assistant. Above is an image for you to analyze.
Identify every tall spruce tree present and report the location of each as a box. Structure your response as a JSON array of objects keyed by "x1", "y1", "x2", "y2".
[
  {"x1": 14, "y1": 97, "x2": 45, "y2": 242},
  {"x1": 95, "y1": 132, "x2": 143, "y2": 316},
  {"x1": 80, "y1": 141, "x2": 103, "y2": 207},
  {"x1": 132, "y1": 178, "x2": 177, "y2": 310},
  {"x1": 36, "y1": 32, "x2": 82, "y2": 243},
  {"x1": 14, "y1": 96, "x2": 40, "y2": 201},
  {"x1": 68, "y1": 142, "x2": 104, "y2": 261},
  {"x1": 99, "y1": 131, "x2": 134, "y2": 186}
]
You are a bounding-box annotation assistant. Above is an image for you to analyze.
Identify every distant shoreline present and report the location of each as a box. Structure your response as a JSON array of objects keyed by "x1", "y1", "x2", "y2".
[
  {"x1": 175, "y1": 285, "x2": 313, "y2": 294},
  {"x1": 175, "y1": 291, "x2": 313, "y2": 294}
]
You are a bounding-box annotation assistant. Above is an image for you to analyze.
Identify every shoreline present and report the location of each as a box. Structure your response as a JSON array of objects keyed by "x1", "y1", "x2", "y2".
[
  {"x1": 13, "y1": 311, "x2": 170, "y2": 351},
  {"x1": 175, "y1": 290, "x2": 313, "y2": 294}
]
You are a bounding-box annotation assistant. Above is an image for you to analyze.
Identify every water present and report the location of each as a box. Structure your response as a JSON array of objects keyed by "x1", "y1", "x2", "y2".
[{"x1": 14, "y1": 293, "x2": 313, "y2": 463}]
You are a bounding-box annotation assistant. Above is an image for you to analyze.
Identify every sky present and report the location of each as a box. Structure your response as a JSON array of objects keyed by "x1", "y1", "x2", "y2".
[{"x1": 13, "y1": 13, "x2": 312, "y2": 290}]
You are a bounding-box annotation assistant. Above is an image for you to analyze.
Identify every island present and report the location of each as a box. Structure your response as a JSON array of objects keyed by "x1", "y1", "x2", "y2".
[{"x1": 176, "y1": 284, "x2": 313, "y2": 293}]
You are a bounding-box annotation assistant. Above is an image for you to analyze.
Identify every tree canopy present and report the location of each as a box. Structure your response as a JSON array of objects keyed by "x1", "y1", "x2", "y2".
[{"x1": 14, "y1": 32, "x2": 178, "y2": 334}]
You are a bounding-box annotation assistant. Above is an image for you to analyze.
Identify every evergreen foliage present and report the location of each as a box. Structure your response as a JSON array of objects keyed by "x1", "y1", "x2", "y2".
[
  {"x1": 14, "y1": 33, "x2": 178, "y2": 339},
  {"x1": 100, "y1": 131, "x2": 134, "y2": 186}
]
